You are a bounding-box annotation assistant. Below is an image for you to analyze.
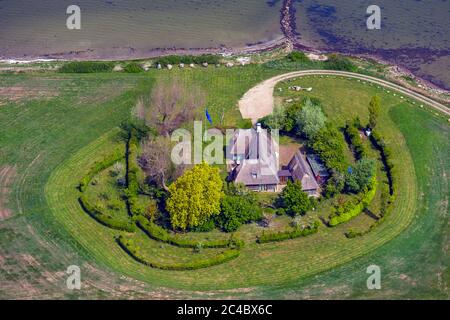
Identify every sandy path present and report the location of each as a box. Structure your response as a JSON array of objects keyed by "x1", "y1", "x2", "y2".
[{"x1": 239, "y1": 70, "x2": 450, "y2": 123}]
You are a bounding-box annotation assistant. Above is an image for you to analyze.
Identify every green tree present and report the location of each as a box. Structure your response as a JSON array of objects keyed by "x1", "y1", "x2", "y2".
[
  {"x1": 368, "y1": 96, "x2": 381, "y2": 129},
  {"x1": 218, "y1": 195, "x2": 262, "y2": 232},
  {"x1": 166, "y1": 163, "x2": 224, "y2": 230},
  {"x1": 216, "y1": 183, "x2": 262, "y2": 232},
  {"x1": 260, "y1": 105, "x2": 287, "y2": 131},
  {"x1": 280, "y1": 181, "x2": 314, "y2": 216},
  {"x1": 284, "y1": 102, "x2": 302, "y2": 132},
  {"x1": 286, "y1": 51, "x2": 309, "y2": 63},
  {"x1": 326, "y1": 54, "x2": 357, "y2": 72},
  {"x1": 324, "y1": 170, "x2": 345, "y2": 198},
  {"x1": 296, "y1": 98, "x2": 327, "y2": 139},
  {"x1": 309, "y1": 123, "x2": 348, "y2": 172},
  {"x1": 345, "y1": 158, "x2": 377, "y2": 193}
]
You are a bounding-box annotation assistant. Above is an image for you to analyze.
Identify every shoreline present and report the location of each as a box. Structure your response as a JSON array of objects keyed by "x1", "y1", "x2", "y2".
[
  {"x1": 1, "y1": 39, "x2": 449, "y2": 100},
  {"x1": 0, "y1": 36, "x2": 287, "y2": 64},
  {"x1": 1, "y1": 1, "x2": 448, "y2": 97}
]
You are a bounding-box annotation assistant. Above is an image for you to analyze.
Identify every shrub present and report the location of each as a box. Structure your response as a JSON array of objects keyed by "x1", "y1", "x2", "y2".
[
  {"x1": 124, "y1": 62, "x2": 144, "y2": 73},
  {"x1": 117, "y1": 235, "x2": 240, "y2": 270},
  {"x1": 286, "y1": 51, "x2": 309, "y2": 63},
  {"x1": 217, "y1": 194, "x2": 263, "y2": 232},
  {"x1": 329, "y1": 177, "x2": 377, "y2": 227},
  {"x1": 154, "y1": 54, "x2": 220, "y2": 66},
  {"x1": 59, "y1": 61, "x2": 114, "y2": 73},
  {"x1": 107, "y1": 198, "x2": 122, "y2": 211},
  {"x1": 257, "y1": 221, "x2": 320, "y2": 243},
  {"x1": 325, "y1": 54, "x2": 357, "y2": 72},
  {"x1": 344, "y1": 122, "x2": 368, "y2": 160},
  {"x1": 345, "y1": 229, "x2": 361, "y2": 238},
  {"x1": 236, "y1": 118, "x2": 254, "y2": 130},
  {"x1": 323, "y1": 170, "x2": 345, "y2": 198},
  {"x1": 190, "y1": 218, "x2": 216, "y2": 232},
  {"x1": 110, "y1": 162, "x2": 124, "y2": 177},
  {"x1": 79, "y1": 196, "x2": 135, "y2": 232},
  {"x1": 79, "y1": 150, "x2": 125, "y2": 192},
  {"x1": 135, "y1": 215, "x2": 243, "y2": 249},
  {"x1": 124, "y1": 135, "x2": 141, "y2": 216},
  {"x1": 280, "y1": 180, "x2": 314, "y2": 216}
]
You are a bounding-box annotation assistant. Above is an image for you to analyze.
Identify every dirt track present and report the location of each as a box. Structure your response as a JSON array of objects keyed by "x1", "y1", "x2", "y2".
[{"x1": 239, "y1": 70, "x2": 450, "y2": 123}]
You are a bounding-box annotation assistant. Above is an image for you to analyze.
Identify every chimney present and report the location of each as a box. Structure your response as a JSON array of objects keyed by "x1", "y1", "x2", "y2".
[{"x1": 256, "y1": 123, "x2": 262, "y2": 133}]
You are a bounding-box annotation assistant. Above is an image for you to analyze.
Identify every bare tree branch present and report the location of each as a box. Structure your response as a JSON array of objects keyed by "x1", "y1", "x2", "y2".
[{"x1": 136, "y1": 79, "x2": 206, "y2": 137}]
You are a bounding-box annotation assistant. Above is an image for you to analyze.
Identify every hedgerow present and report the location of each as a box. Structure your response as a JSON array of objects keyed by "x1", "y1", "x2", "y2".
[
  {"x1": 59, "y1": 61, "x2": 114, "y2": 73},
  {"x1": 123, "y1": 62, "x2": 144, "y2": 73},
  {"x1": 286, "y1": 51, "x2": 310, "y2": 63},
  {"x1": 117, "y1": 235, "x2": 240, "y2": 270},
  {"x1": 257, "y1": 221, "x2": 320, "y2": 243},
  {"x1": 78, "y1": 149, "x2": 125, "y2": 192},
  {"x1": 345, "y1": 200, "x2": 395, "y2": 238},
  {"x1": 78, "y1": 196, "x2": 136, "y2": 232},
  {"x1": 135, "y1": 215, "x2": 244, "y2": 249},
  {"x1": 124, "y1": 130, "x2": 142, "y2": 216},
  {"x1": 369, "y1": 131, "x2": 397, "y2": 198},
  {"x1": 344, "y1": 123, "x2": 368, "y2": 160},
  {"x1": 154, "y1": 54, "x2": 220, "y2": 66},
  {"x1": 329, "y1": 177, "x2": 377, "y2": 227},
  {"x1": 325, "y1": 54, "x2": 357, "y2": 72},
  {"x1": 346, "y1": 177, "x2": 396, "y2": 238}
]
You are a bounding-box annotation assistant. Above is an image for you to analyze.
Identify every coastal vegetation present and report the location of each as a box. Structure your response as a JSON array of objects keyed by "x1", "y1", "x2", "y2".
[{"x1": 59, "y1": 61, "x2": 115, "y2": 73}]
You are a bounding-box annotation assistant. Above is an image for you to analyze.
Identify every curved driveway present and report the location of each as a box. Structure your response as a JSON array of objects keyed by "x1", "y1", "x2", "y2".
[{"x1": 239, "y1": 70, "x2": 450, "y2": 123}]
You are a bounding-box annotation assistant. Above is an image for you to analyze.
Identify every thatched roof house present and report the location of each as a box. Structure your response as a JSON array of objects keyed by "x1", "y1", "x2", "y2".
[
  {"x1": 228, "y1": 124, "x2": 322, "y2": 196},
  {"x1": 227, "y1": 124, "x2": 279, "y2": 192}
]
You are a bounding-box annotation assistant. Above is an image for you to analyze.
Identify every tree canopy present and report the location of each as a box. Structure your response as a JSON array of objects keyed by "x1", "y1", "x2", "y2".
[
  {"x1": 135, "y1": 79, "x2": 205, "y2": 137},
  {"x1": 309, "y1": 123, "x2": 348, "y2": 172},
  {"x1": 166, "y1": 163, "x2": 224, "y2": 230},
  {"x1": 296, "y1": 98, "x2": 327, "y2": 139},
  {"x1": 280, "y1": 181, "x2": 314, "y2": 216},
  {"x1": 215, "y1": 183, "x2": 263, "y2": 232},
  {"x1": 139, "y1": 136, "x2": 184, "y2": 191},
  {"x1": 345, "y1": 158, "x2": 377, "y2": 193},
  {"x1": 260, "y1": 105, "x2": 287, "y2": 131}
]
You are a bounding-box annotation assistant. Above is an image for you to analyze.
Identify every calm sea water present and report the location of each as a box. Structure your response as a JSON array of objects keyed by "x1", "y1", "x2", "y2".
[
  {"x1": 294, "y1": 0, "x2": 450, "y2": 90},
  {"x1": 0, "y1": 0, "x2": 449, "y2": 89},
  {"x1": 0, "y1": 0, "x2": 283, "y2": 58}
]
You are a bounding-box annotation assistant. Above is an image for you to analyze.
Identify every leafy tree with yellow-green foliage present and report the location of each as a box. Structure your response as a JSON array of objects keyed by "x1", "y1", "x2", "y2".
[{"x1": 166, "y1": 163, "x2": 224, "y2": 231}]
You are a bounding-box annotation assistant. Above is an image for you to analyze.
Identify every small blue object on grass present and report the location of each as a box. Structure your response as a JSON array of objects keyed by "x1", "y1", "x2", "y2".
[
  {"x1": 205, "y1": 109, "x2": 213, "y2": 125},
  {"x1": 348, "y1": 166, "x2": 353, "y2": 174}
]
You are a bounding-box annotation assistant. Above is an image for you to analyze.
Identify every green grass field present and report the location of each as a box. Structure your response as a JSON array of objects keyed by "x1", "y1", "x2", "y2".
[{"x1": 0, "y1": 65, "x2": 448, "y2": 299}]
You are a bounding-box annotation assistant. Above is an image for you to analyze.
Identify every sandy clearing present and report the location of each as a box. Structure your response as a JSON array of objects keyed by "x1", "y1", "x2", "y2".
[
  {"x1": 238, "y1": 70, "x2": 450, "y2": 123},
  {"x1": 0, "y1": 165, "x2": 17, "y2": 220}
]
